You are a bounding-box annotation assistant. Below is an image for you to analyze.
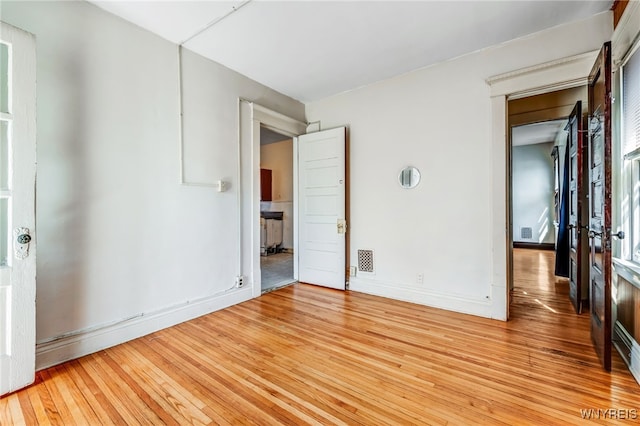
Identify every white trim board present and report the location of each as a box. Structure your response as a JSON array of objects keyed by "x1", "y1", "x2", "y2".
[
  {"x1": 486, "y1": 52, "x2": 598, "y2": 320},
  {"x1": 486, "y1": 50, "x2": 599, "y2": 99},
  {"x1": 36, "y1": 287, "x2": 252, "y2": 370},
  {"x1": 349, "y1": 277, "x2": 493, "y2": 318},
  {"x1": 612, "y1": 0, "x2": 640, "y2": 69}
]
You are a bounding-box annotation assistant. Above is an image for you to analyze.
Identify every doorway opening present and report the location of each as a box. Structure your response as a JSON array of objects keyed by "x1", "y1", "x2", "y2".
[
  {"x1": 507, "y1": 87, "x2": 587, "y2": 314},
  {"x1": 260, "y1": 126, "x2": 295, "y2": 292},
  {"x1": 239, "y1": 101, "x2": 348, "y2": 297},
  {"x1": 238, "y1": 101, "x2": 306, "y2": 298}
]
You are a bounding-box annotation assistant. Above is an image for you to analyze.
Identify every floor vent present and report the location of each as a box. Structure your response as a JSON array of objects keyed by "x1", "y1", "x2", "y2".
[
  {"x1": 520, "y1": 227, "x2": 533, "y2": 239},
  {"x1": 358, "y1": 249, "x2": 374, "y2": 273}
]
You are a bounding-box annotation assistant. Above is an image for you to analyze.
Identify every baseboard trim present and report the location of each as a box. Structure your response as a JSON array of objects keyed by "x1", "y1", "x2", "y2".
[
  {"x1": 35, "y1": 287, "x2": 253, "y2": 370},
  {"x1": 513, "y1": 242, "x2": 555, "y2": 250},
  {"x1": 613, "y1": 321, "x2": 640, "y2": 386},
  {"x1": 348, "y1": 277, "x2": 494, "y2": 319}
]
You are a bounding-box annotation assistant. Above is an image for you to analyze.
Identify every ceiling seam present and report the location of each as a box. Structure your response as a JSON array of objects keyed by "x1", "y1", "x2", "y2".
[{"x1": 179, "y1": 0, "x2": 253, "y2": 46}]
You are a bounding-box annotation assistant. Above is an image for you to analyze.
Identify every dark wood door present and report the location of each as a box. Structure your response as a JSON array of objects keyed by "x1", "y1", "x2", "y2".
[
  {"x1": 587, "y1": 42, "x2": 612, "y2": 371},
  {"x1": 567, "y1": 101, "x2": 585, "y2": 313}
]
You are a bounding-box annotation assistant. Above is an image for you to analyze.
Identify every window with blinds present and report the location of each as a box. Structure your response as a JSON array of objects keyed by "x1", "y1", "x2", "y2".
[
  {"x1": 623, "y1": 45, "x2": 640, "y2": 154},
  {"x1": 622, "y1": 45, "x2": 640, "y2": 263}
]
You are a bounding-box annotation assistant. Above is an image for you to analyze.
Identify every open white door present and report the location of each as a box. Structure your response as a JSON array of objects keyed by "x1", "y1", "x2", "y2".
[
  {"x1": 0, "y1": 22, "x2": 37, "y2": 396},
  {"x1": 296, "y1": 127, "x2": 346, "y2": 290}
]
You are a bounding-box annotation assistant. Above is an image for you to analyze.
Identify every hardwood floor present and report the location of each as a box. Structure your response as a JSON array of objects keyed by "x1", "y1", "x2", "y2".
[{"x1": 2, "y1": 249, "x2": 639, "y2": 425}]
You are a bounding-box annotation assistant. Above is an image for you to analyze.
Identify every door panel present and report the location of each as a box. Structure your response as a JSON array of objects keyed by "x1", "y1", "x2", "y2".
[
  {"x1": 297, "y1": 127, "x2": 346, "y2": 290},
  {"x1": 567, "y1": 101, "x2": 584, "y2": 313},
  {"x1": 587, "y1": 42, "x2": 612, "y2": 372},
  {"x1": 0, "y1": 22, "x2": 37, "y2": 396}
]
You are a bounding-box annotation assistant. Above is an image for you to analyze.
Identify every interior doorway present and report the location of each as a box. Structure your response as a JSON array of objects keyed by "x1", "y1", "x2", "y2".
[
  {"x1": 239, "y1": 101, "x2": 348, "y2": 297},
  {"x1": 507, "y1": 87, "x2": 588, "y2": 313},
  {"x1": 260, "y1": 126, "x2": 295, "y2": 292}
]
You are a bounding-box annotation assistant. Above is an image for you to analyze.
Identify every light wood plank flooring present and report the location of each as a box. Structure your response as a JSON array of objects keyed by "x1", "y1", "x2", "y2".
[{"x1": 2, "y1": 249, "x2": 639, "y2": 425}]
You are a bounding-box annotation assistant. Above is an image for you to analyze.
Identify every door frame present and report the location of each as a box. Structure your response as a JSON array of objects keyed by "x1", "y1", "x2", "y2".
[
  {"x1": 238, "y1": 100, "x2": 306, "y2": 298},
  {"x1": 487, "y1": 50, "x2": 599, "y2": 320}
]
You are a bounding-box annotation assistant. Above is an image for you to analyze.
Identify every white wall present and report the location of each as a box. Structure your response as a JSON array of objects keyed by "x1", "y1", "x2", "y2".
[
  {"x1": 261, "y1": 139, "x2": 293, "y2": 202},
  {"x1": 2, "y1": 1, "x2": 304, "y2": 368},
  {"x1": 260, "y1": 139, "x2": 294, "y2": 249},
  {"x1": 306, "y1": 13, "x2": 612, "y2": 318},
  {"x1": 512, "y1": 142, "x2": 555, "y2": 244}
]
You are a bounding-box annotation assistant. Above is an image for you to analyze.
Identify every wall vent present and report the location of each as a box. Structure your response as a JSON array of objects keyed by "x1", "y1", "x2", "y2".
[
  {"x1": 357, "y1": 249, "x2": 374, "y2": 273},
  {"x1": 520, "y1": 227, "x2": 533, "y2": 239}
]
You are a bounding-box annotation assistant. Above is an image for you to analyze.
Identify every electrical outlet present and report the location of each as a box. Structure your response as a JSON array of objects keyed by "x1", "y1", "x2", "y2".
[
  {"x1": 417, "y1": 273, "x2": 424, "y2": 284},
  {"x1": 349, "y1": 266, "x2": 357, "y2": 276},
  {"x1": 235, "y1": 276, "x2": 244, "y2": 288}
]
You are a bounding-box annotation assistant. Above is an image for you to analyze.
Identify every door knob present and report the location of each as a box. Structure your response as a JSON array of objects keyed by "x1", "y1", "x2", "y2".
[
  {"x1": 612, "y1": 231, "x2": 625, "y2": 240},
  {"x1": 17, "y1": 234, "x2": 31, "y2": 244},
  {"x1": 567, "y1": 224, "x2": 575, "y2": 230},
  {"x1": 588, "y1": 230, "x2": 602, "y2": 239},
  {"x1": 14, "y1": 227, "x2": 32, "y2": 260}
]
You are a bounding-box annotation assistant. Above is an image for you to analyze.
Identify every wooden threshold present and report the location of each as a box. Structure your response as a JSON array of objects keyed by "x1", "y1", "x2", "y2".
[{"x1": 1, "y1": 249, "x2": 638, "y2": 424}]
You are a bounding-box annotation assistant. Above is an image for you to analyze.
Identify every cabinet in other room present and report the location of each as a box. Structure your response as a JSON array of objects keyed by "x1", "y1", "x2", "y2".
[{"x1": 261, "y1": 168, "x2": 272, "y2": 201}]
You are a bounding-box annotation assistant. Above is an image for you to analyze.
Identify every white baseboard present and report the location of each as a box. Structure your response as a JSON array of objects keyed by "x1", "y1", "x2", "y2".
[
  {"x1": 348, "y1": 277, "x2": 494, "y2": 319},
  {"x1": 35, "y1": 287, "x2": 253, "y2": 370}
]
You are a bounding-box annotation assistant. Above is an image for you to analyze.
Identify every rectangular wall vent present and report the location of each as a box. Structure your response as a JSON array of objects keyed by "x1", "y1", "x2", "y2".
[
  {"x1": 520, "y1": 227, "x2": 533, "y2": 239},
  {"x1": 357, "y1": 249, "x2": 374, "y2": 273}
]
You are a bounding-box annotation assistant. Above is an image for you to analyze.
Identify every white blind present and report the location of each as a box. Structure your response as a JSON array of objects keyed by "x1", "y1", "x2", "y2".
[{"x1": 623, "y1": 46, "x2": 640, "y2": 154}]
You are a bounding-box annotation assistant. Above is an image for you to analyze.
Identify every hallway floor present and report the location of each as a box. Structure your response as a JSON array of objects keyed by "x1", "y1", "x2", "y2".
[
  {"x1": 511, "y1": 247, "x2": 577, "y2": 320},
  {"x1": 261, "y1": 252, "x2": 294, "y2": 292}
]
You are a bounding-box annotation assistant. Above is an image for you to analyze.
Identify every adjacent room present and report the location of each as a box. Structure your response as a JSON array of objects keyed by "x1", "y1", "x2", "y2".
[{"x1": 260, "y1": 126, "x2": 295, "y2": 292}]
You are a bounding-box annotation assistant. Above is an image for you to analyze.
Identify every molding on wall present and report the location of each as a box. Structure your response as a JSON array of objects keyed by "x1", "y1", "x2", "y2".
[
  {"x1": 252, "y1": 103, "x2": 307, "y2": 137},
  {"x1": 489, "y1": 95, "x2": 508, "y2": 321},
  {"x1": 486, "y1": 50, "x2": 599, "y2": 99},
  {"x1": 35, "y1": 287, "x2": 252, "y2": 370},
  {"x1": 612, "y1": 0, "x2": 640, "y2": 68},
  {"x1": 348, "y1": 277, "x2": 493, "y2": 319},
  {"x1": 613, "y1": 257, "x2": 640, "y2": 289},
  {"x1": 613, "y1": 320, "x2": 640, "y2": 386}
]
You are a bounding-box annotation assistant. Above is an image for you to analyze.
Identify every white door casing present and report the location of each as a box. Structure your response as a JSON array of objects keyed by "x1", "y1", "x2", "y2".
[
  {"x1": 0, "y1": 21, "x2": 37, "y2": 396},
  {"x1": 296, "y1": 127, "x2": 346, "y2": 290},
  {"x1": 240, "y1": 101, "x2": 306, "y2": 297}
]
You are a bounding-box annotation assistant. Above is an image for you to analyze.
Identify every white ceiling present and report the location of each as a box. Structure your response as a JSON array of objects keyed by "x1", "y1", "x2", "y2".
[
  {"x1": 512, "y1": 119, "x2": 567, "y2": 147},
  {"x1": 91, "y1": 0, "x2": 612, "y2": 103}
]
